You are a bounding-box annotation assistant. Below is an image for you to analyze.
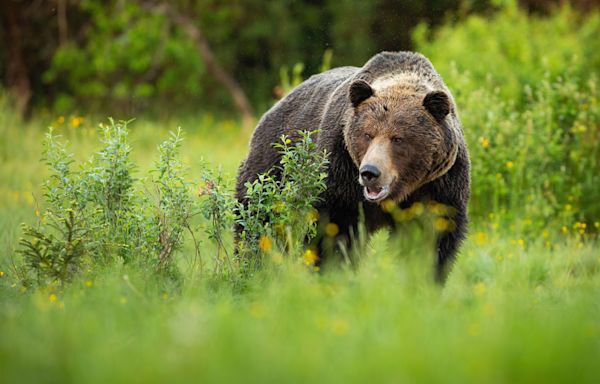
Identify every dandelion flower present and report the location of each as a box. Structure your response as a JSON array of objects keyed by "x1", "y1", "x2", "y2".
[
  {"x1": 49, "y1": 293, "x2": 58, "y2": 303},
  {"x1": 409, "y1": 202, "x2": 424, "y2": 216},
  {"x1": 70, "y1": 116, "x2": 84, "y2": 128},
  {"x1": 479, "y1": 137, "x2": 490, "y2": 149},
  {"x1": 303, "y1": 248, "x2": 318, "y2": 266},
  {"x1": 258, "y1": 236, "x2": 273, "y2": 252},
  {"x1": 474, "y1": 231, "x2": 487, "y2": 245},
  {"x1": 434, "y1": 217, "x2": 456, "y2": 232},
  {"x1": 84, "y1": 280, "x2": 93, "y2": 288},
  {"x1": 505, "y1": 161, "x2": 514, "y2": 169},
  {"x1": 325, "y1": 222, "x2": 339, "y2": 237},
  {"x1": 0, "y1": 271, "x2": 4, "y2": 278},
  {"x1": 381, "y1": 199, "x2": 396, "y2": 213}
]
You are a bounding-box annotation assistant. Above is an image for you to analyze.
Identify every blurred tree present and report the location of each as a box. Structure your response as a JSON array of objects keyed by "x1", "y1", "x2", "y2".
[
  {"x1": 1, "y1": 0, "x2": 31, "y2": 116},
  {"x1": 0, "y1": 0, "x2": 598, "y2": 119}
]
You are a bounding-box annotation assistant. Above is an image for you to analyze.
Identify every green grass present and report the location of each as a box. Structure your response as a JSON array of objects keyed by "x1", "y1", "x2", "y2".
[{"x1": 0, "y1": 115, "x2": 599, "y2": 383}]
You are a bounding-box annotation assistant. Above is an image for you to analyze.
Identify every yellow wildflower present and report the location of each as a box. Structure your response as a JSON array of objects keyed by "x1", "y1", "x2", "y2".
[
  {"x1": 381, "y1": 199, "x2": 396, "y2": 213},
  {"x1": 505, "y1": 161, "x2": 514, "y2": 169},
  {"x1": 70, "y1": 116, "x2": 84, "y2": 128},
  {"x1": 0, "y1": 271, "x2": 4, "y2": 278},
  {"x1": 433, "y1": 217, "x2": 455, "y2": 232},
  {"x1": 84, "y1": 280, "x2": 93, "y2": 288},
  {"x1": 392, "y1": 208, "x2": 412, "y2": 222},
  {"x1": 303, "y1": 248, "x2": 318, "y2": 266},
  {"x1": 409, "y1": 202, "x2": 424, "y2": 216},
  {"x1": 325, "y1": 222, "x2": 339, "y2": 237},
  {"x1": 49, "y1": 293, "x2": 58, "y2": 303},
  {"x1": 479, "y1": 137, "x2": 490, "y2": 149},
  {"x1": 474, "y1": 231, "x2": 487, "y2": 246},
  {"x1": 258, "y1": 236, "x2": 273, "y2": 252}
]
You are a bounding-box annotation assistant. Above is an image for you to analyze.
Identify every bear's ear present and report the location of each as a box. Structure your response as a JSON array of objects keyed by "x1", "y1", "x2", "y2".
[
  {"x1": 349, "y1": 80, "x2": 374, "y2": 108},
  {"x1": 423, "y1": 91, "x2": 450, "y2": 122}
]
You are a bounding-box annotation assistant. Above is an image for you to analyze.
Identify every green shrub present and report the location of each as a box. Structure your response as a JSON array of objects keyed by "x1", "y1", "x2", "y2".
[
  {"x1": 415, "y1": 5, "x2": 600, "y2": 232},
  {"x1": 16, "y1": 120, "x2": 196, "y2": 286},
  {"x1": 235, "y1": 131, "x2": 329, "y2": 270},
  {"x1": 16, "y1": 123, "x2": 330, "y2": 286}
]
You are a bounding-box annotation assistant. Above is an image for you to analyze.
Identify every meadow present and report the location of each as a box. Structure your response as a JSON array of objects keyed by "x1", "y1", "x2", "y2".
[{"x1": 1, "y1": 5, "x2": 600, "y2": 383}]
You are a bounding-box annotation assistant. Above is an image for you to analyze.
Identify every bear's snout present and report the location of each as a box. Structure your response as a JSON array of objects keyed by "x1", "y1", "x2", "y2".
[{"x1": 359, "y1": 164, "x2": 381, "y2": 184}]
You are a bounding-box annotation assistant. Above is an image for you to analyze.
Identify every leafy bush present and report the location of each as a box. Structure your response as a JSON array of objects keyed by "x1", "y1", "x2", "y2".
[
  {"x1": 16, "y1": 122, "x2": 330, "y2": 286},
  {"x1": 235, "y1": 131, "x2": 329, "y2": 270},
  {"x1": 17, "y1": 120, "x2": 195, "y2": 285},
  {"x1": 415, "y1": 5, "x2": 600, "y2": 231}
]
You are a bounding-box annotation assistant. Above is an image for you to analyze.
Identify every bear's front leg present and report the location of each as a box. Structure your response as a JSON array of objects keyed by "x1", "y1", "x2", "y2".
[
  {"x1": 429, "y1": 157, "x2": 470, "y2": 283},
  {"x1": 434, "y1": 204, "x2": 467, "y2": 282}
]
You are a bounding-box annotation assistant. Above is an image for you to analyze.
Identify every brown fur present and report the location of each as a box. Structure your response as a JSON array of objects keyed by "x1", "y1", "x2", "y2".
[{"x1": 236, "y1": 51, "x2": 470, "y2": 282}]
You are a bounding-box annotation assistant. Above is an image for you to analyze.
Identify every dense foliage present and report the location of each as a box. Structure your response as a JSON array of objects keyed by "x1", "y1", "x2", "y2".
[
  {"x1": 3, "y1": 0, "x2": 597, "y2": 116},
  {"x1": 415, "y1": 5, "x2": 600, "y2": 230}
]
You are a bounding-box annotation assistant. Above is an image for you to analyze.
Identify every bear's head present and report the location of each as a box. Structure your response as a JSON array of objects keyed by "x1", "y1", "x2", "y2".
[{"x1": 344, "y1": 78, "x2": 459, "y2": 203}]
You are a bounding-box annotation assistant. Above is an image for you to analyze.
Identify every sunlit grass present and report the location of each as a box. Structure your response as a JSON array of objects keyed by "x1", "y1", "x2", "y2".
[{"x1": 1, "y1": 113, "x2": 599, "y2": 383}]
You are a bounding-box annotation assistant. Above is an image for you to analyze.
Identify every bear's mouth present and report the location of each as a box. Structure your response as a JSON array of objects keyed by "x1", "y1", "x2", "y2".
[{"x1": 363, "y1": 185, "x2": 390, "y2": 202}]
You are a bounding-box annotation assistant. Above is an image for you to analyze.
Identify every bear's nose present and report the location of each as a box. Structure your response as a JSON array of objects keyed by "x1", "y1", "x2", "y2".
[{"x1": 360, "y1": 164, "x2": 381, "y2": 183}]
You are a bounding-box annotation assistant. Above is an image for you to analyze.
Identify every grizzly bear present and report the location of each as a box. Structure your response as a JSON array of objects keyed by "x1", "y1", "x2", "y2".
[{"x1": 236, "y1": 51, "x2": 470, "y2": 281}]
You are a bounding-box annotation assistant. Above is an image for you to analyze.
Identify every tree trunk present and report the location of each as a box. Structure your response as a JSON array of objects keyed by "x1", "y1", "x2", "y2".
[
  {"x1": 57, "y1": 0, "x2": 68, "y2": 46},
  {"x1": 1, "y1": 0, "x2": 32, "y2": 117}
]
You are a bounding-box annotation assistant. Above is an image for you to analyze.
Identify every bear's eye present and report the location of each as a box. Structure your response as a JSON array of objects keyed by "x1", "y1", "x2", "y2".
[
  {"x1": 392, "y1": 137, "x2": 403, "y2": 144},
  {"x1": 364, "y1": 133, "x2": 373, "y2": 140}
]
